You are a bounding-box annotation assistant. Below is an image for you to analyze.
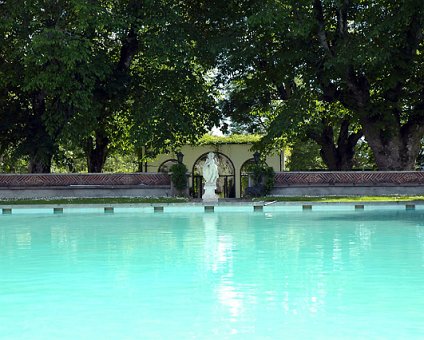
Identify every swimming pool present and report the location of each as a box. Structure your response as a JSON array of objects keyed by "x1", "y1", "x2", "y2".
[{"x1": 1, "y1": 207, "x2": 424, "y2": 339}]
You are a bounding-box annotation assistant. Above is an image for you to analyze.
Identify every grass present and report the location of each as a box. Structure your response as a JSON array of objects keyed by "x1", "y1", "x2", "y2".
[
  {"x1": 0, "y1": 197, "x2": 189, "y2": 205},
  {"x1": 1, "y1": 195, "x2": 424, "y2": 205},
  {"x1": 257, "y1": 195, "x2": 424, "y2": 202}
]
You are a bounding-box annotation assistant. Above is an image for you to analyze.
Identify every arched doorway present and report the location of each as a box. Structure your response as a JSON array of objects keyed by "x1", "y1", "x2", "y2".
[
  {"x1": 240, "y1": 159, "x2": 268, "y2": 198},
  {"x1": 240, "y1": 158, "x2": 255, "y2": 198},
  {"x1": 192, "y1": 152, "x2": 236, "y2": 198},
  {"x1": 158, "y1": 159, "x2": 178, "y2": 173}
]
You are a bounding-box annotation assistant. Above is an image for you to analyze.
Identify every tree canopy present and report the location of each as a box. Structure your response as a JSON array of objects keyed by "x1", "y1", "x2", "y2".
[
  {"x1": 195, "y1": 0, "x2": 424, "y2": 170},
  {"x1": 0, "y1": 0, "x2": 220, "y2": 173},
  {"x1": 1, "y1": 0, "x2": 423, "y2": 173}
]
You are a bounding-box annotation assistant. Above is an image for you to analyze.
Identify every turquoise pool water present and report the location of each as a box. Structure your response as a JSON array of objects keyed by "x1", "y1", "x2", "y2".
[{"x1": 1, "y1": 208, "x2": 424, "y2": 339}]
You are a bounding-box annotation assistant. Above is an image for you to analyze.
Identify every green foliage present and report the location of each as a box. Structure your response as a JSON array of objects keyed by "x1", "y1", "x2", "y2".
[
  {"x1": 246, "y1": 162, "x2": 275, "y2": 196},
  {"x1": 169, "y1": 163, "x2": 188, "y2": 192},
  {"x1": 195, "y1": 0, "x2": 424, "y2": 170},
  {"x1": 258, "y1": 196, "x2": 424, "y2": 203},
  {"x1": 103, "y1": 152, "x2": 138, "y2": 173},
  {"x1": 0, "y1": 147, "x2": 28, "y2": 173},
  {"x1": 0, "y1": 0, "x2": 221, "y2": 173},
  {"x1": 352, "y1": 140, "x2": 377, "y2": 171},
  {"x1": 261, "y1": 166, "x2": 275, "y2": 196},
  {"x1": 124, "y1": 1, "x2": 222, "y2": 158},
  {"x1": 3, "y1": 0, "x2": 423, "y2": 173},
  {"x1": 215, "y1": 8, "x2": 364, "y2": 170},
  {"x1": 196, "y1": 134, "x2": 262, "y2": 146},
  {"x1": 287, "y1": 138, "x2": 377, "y2": 171},
  {"x1": 0, "y1": 0, "x2": 121, "y2": 171},
  {"x1": 417, "y1": 139, "x2": 424, "y2": 170},
  {"x1": 287, "y1": 140, "x2": 325, "y2": 171},
  {"x1": 51, "y1": 144, "x2": 87, "y2": 173}
]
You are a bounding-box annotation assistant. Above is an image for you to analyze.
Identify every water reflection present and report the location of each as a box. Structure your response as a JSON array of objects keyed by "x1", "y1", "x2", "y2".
[
  {"x1": 203, "y1": 214, "x2": 219, "y2": 272},
  {"x1": 1, "y1": 211, "x2": 424, "y2": 338},
  {"x1": 417, "y1": 224, "x2": 424, "y2": 266},
  {"x1": 203, "y1": 213, "x2": 236, "y2": 272},
  {"x1": 15, "y1": 227, "x2": 32, "y2": 250},
  {"x1": 356, "y1": 223, "x2": 374, "y2": 250},
  {"x1": 203, "y1": 214, "x2": 245, "y2": 324},
  {"x1": 217, "y1": 282, "x2": 244, "y2": 319}
]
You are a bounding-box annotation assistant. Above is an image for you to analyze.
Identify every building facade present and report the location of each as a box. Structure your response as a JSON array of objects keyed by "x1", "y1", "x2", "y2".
[{"x1": 145, "y1": 143, "x2": 285, "y2": 198}]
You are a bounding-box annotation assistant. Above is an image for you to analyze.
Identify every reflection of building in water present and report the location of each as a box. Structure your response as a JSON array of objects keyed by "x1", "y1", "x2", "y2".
[
  {"x1": 203, "y1": 214, "x2": 219, "y2": 272},
  {"x1": 356, "y1": 223, "x2": 374, "y2": 249},
  {"x1": 217, "y1": 282, "x2": 244, "y2": 320},
  {"x1": 203, "y1": 214, "x2": 244, "y2": 319},
  {"x1": 0, "y1": 226, "x2": 31, "y2": 257},
  {"x1": 417, "y1": 224, "x2": 424, "y2": 263},
  {"x1": 15, "y1": 227, "x2": 32, "y2": 249},
  {"x1": 204, "y1": 214, "x2": 234, "y2": 273}
]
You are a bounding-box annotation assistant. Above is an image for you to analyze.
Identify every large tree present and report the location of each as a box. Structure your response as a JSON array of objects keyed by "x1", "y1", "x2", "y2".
[
  {"x1": 0, "y1": 0, "x2": 112, "y2": 172},
  {"x1": 81, "y1": 0, "x2": 220, "y2": 172},
  {"x1": 223, "y1": 79, "x2": 363, "y2": 170},
  {"x1": 310, "y1": 0, "x2": 424, "y2": 170},
  {"x1": 192, "y1": 0, "x2": 424, "y2": 170},
  {"x1": 125, "y1": 1, "x2": 220, "y2": 163},
  {"x1": 0, "y1": 0, "x2": 220, "y2": 173}
]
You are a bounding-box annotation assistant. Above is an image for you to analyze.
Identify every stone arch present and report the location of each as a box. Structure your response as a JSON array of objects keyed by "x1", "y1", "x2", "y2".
[
  {"x1": 192, "y1": 152, "x2": 236, "y2": 198},
  {"x1": 158, "y1": 159, "x2": 178, "y2": 173},
  {"x1": 240, "y1": 158, "x2": 268, "y2": 197}
]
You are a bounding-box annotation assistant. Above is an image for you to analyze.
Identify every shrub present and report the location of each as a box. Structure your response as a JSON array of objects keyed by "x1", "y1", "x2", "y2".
[
  {"x1": 246, "y1": 163, "x2": 275, "y2": 197},
  {"x1": 169, "y1": 163, "x2": 188, "y2": 192}
]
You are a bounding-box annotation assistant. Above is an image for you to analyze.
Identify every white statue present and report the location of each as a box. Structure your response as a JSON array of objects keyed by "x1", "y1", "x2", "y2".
[
  {"x1": 202, "y1": 152, "x2": 219, "y2": 202},
  {"x1": 203, "y1": 152, "x2": 219, "y2": 185}
]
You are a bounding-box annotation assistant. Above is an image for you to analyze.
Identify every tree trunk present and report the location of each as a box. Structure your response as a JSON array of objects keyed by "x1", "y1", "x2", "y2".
[
  {"x1": 360, "y1": 115, "x2": 424, "y2": 170},
  {"x1": 311, "y1": 1, "x2": 424, "y2": 171},
  {"x1": 336, "y1": 83, "x2": 424, "y2": 170},
  {"x1": 27, "y1": 129, "x2": 55, "y2": 173},
  {"x1": 83, "y1": 28, "x2": 138, "y2": 171},
  {"x1": 27, "y1": 91, "x2": 55, "y2": 173},
  {"x1": 86, "y1": 131, "x2": 109, "y2": 173},
  {"x1": 28, "y1": 156, "x2": 52, "y2": 173},
  {"x1": 317, "y1": 125, "x2": 339, "y2": 170},
  {"x1": 310, "y1": 120, "x2": 363, "y2": 171},
  {"x1": 135, "y1": 146, "x2": 144, "y2": 172}
]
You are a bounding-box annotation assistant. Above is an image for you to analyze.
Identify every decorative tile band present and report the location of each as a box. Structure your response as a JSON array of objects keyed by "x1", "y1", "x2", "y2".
[
  {"x1": 1, "y1": 171, "x2": 423, "y2": 188},
  {"x1": 0, "y1": 173, "x2": 171, "y2": 187},
  {"x1": 274, "y1": 171, "x2": 424, "y2": 186}
]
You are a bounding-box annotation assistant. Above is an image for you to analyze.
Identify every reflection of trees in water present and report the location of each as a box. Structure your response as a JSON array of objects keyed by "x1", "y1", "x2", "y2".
[
  {"x1": 356, "y1": 223, "x2": 374, "y2": 250},
  {"x1": 6, "y1": 212, "x2": 424, "y2": 323},
  {"x1": 1, "y1": 226, "x2": 32, "y2": 254}
]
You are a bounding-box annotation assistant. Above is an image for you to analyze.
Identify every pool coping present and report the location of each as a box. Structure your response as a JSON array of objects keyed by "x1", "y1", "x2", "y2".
[
  {"x1": 1, "y1": 200, "x2": 424, "y2": 215},
  {"x1": 1, "y1": 200, "x2": 424, "y2": 207}
]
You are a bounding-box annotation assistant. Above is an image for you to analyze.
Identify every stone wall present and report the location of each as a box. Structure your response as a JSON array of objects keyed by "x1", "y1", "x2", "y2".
[
  {"x1": 0, "y1": 173, "x2": 171, "y2": 199},
  {"x1": 2, "y1": 171, "x2": 424, "y2": 199},
  {"x1": 272, "y1": 171, "x2": 424, "y2": 196},
  {"x1": 0, "y1": 173, "x2": 170, "y2": 186}
]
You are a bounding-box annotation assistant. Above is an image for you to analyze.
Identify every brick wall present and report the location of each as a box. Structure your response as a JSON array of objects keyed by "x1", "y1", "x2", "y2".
[
  {"x1": 274, "y1": 171, "x2": 424, "y2": 187},
  {"x1": 0, "y1": 173, "x2": 171, "y2": 187}
]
